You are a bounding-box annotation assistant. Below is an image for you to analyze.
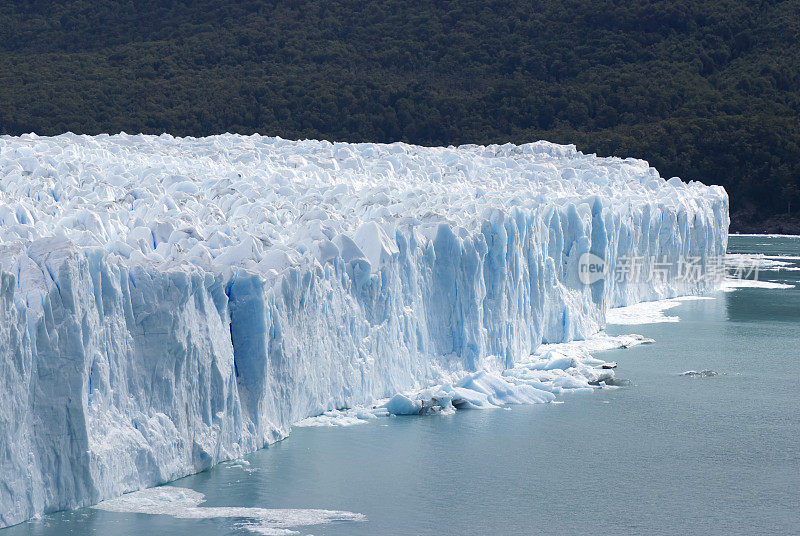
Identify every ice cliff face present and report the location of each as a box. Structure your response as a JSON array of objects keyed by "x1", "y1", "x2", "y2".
[{"x1": 0, "y1": 134, "x2": 728, "y2": 527}]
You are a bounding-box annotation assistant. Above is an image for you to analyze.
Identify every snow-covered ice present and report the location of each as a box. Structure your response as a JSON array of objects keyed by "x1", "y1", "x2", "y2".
[{"x1": 0, "y1": 133, "x2": 728, "y2": 527}]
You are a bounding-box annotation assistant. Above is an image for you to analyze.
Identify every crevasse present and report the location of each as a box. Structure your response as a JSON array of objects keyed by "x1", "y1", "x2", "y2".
[{"x1": 0, "y1": 134, "x2": 728, "y2": 528}]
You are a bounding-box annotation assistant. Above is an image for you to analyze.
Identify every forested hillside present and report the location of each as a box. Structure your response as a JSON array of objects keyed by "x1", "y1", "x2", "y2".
[{"x1": 1, "y1": 0, "x2": 799, "y2": 231}]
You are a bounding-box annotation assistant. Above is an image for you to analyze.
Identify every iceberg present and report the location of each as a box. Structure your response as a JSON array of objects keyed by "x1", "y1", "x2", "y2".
[{"x1": 0, "y1": 133, "x2": 728, "y2": 527}]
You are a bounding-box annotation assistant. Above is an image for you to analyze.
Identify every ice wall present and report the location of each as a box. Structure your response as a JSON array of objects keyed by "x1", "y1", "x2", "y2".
[{"x1": 0, "y1": 134, "x2": 728, "y2": 527}]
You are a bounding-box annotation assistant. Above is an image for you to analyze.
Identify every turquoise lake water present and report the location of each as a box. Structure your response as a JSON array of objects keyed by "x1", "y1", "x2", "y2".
[{"x1": 6, "y1": 235, "x2": 799, "y2": 535}]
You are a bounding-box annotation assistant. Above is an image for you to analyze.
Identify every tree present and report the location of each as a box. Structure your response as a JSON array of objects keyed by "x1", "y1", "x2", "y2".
[{"x1": 782, "y1": 184, "x2": 800, "y2": 217}]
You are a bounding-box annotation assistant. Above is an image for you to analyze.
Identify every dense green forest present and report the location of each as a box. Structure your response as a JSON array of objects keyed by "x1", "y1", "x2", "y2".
[{"x1": 1, "y1": 0, "x2": 799, "y2": 231}]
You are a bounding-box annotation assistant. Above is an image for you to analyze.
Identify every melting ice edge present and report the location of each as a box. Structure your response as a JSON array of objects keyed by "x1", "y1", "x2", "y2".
[{"x1": 0, "y1": 134, "x2": 728, "y2": 527}]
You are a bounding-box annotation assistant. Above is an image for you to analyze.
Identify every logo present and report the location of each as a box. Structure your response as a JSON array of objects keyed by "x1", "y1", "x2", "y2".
[{"x1": 578, "y1": 252, "x2": 606, "y2": 285}]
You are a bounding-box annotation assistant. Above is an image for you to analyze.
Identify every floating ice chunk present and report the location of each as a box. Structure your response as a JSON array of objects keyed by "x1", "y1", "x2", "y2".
[
  {"x1": 93, "y1": 486, "x2": 365, "y2": 535},
  {"x1": 606, "y1": 300, "x2": 683, "y2": 324},
  {"x1": 606, "y1": 296, "x2": 713, "y2": 325},
  {"x1": 375, "y1": 331, "x2": 648, "y2": 417},
  {"x1": 537, "y1": 333, "x2": 654, "y2": 354},
  {"x1": 294, "y1": 408, "x2": 385, "y2": 427},
  {"x1": 725, "y1": 254, "x2": 800, "y2": 271},
  {"x1": 680, "y1": 370, "x2": 720, "y2": 377},
  {"x1": 721, "y1": 278, "x2": 794, "y2": 291},
  {"x1": 457, "y1": 371, "x2": 554, "y2": 405},
  {"x1": 532, "y1": 351, "x2": 579, "y2": 371},
  {"x1": 448, "y1": 387, "x2": 494, "y2": 410},
  {"x1": 730, "y1": 233, "x2": 800, "y2": 238},
  {"x1": 385, "y1": 394, "x2": 424, "y2": 415}
]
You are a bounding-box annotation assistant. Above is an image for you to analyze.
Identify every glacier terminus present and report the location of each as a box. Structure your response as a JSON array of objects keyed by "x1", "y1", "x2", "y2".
[{"x1": 0, "y1": 134, "x2": 728, "y2": 528}]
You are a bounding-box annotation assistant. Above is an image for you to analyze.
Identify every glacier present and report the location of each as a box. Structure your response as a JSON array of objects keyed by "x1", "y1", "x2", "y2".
[{"x1": 0, "y1": 133, "x2": 728, "y2": 528}]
